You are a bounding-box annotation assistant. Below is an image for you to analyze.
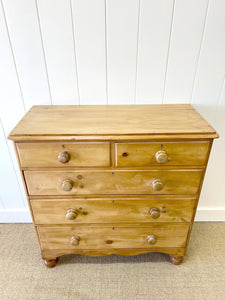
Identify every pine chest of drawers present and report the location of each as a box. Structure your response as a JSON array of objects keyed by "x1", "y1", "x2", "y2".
[{"x1": 8, "y1": 104, "x2": 218, "y2": 267}]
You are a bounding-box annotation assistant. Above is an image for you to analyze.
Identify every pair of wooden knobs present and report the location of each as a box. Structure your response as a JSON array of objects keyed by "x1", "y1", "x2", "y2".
[
  {"x1": 58, "y1": 150, "x2": 168, "y2": 164},
  {"x1": 65, "y1": 208, "x2": 161, "y2": 221},
  {"x1": 70, "y1": 235, "x2": 157, "y2": 246},
  {"x1": 61, "y1": 179, "x2": 164, "y2": 192}
]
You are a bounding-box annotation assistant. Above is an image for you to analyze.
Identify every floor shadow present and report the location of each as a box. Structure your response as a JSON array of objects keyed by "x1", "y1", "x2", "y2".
[{"x1": 58, "y1": 252, "x2": 169, "y2": 266}]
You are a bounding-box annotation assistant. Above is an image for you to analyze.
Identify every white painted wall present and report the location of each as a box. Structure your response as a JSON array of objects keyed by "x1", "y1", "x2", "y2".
[{"x1": 0, "y1": 0, "x2": 224, "y2": 222}]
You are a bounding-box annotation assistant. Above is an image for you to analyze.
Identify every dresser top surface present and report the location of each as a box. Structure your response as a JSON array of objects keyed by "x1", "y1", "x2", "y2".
[{"x1": 8, "y1": 104, "x2": 218, "y2": 141}]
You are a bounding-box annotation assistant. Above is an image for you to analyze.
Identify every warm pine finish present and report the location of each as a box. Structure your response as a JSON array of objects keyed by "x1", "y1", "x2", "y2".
[
  {"x1": 24, "y1": 169, "x2": 203, "y2": 196},
  {"x1": 115, "y1": 141, "x2": 210, "y2": 167},
  {"x1": 38, "y1": 224, "x2": 190, "y2": 250},
  {"x1": 8, "y1": 104, "x2": 218, "y2": 267},
  {"x1": 9, "y1": 105, "x2": 218, "y2": 141},
  {"x1": 31, "y1": 197, "x2": 196, "y2": 224},
  {"x1": 17, "y1": 142, "x2": 110, "y2": 168}
]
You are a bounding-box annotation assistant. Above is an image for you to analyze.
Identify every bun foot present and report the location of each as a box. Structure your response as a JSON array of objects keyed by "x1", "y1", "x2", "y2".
[
  {"x1": 170, "y1": 256, "x2": 183, "y2": 265},
  {"x1": 44, "y1": 258, "x2": 58, "y2": 268}
]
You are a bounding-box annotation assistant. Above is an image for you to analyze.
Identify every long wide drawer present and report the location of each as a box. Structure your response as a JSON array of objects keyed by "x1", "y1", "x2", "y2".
[
  {"x1": 37, "y1": 224, "x2": 190, "y2": 250},
  {"x1": 25, "y1": 170, "x2": 203, "y2": 196},
  {"x1": 116, "y1": 141, "x2": 209, "y2": 167},
  {"x1": 31, "y1": 198, "x2": 196, "y2": 224},
  {"x1": 17, "y1": 142, "x2": 110, "y2": 167}
]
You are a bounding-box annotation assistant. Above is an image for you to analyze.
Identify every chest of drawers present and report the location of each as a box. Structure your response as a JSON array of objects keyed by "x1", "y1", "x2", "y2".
[{"x1": 8, "y1": 104, "x2": 218, "y2": 267}]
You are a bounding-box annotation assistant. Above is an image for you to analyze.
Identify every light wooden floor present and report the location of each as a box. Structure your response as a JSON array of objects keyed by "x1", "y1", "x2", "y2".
[{"x1": 0, "y1": 223, "x2": 224, "y2": 300}]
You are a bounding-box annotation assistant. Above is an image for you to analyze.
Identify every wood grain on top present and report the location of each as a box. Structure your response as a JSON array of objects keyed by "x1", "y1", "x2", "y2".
[{"x1": 8, "y1": 104, "x2": 218, "y2": 140}]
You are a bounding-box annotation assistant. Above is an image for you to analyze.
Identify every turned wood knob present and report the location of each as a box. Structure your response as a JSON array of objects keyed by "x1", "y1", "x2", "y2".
[
  {"x1": 44, "y1": 258, "x2": 58, "y2": 268},
  {"x1": 155, "y1": 150, "x2": 168, "y2": 164},
  {"x1": 70, "y1": 236, "x2": 80, "y2": 246},
  {"x1": 152, "y1": 179, "x2": 164, "y2": 191},
  {"x1": 147, "y1": 235, "x2": 157, "y2": 245},
  {"x1": 66, "y1": 209, "x2": 78, "y2": 220},
  {"x1": 149, "y1": 207, "x2": 160, "y2": 219},
  {"x1": 62, "y1": 179, "x2": 73, "y2": 191},
  {"x1": 58, "y1": 151, "x2": 70, "y2": 163}
]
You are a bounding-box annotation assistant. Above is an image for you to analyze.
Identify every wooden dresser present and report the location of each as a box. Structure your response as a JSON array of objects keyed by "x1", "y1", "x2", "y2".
[{"x1": 8, "y1": 104, "x2": 218, "y2": 267}]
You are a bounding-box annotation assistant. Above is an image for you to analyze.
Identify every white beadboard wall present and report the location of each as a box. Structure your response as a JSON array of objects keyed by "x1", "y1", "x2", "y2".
[{"x1": 0, "y1": 0, "x2": 225, "y2": 222}]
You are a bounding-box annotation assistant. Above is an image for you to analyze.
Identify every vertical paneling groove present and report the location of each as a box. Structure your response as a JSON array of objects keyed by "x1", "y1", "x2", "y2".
[
  {"x1": 37, "y1": 0, "x2": 79, "y2": 105},
  {"x1": 3, "y1": 0, "x2": 51, "y2": 111},
  {"x1": 134, "y1": 0, "x2": 141, "y2": 104},
  {"x1": 106, "y1": 0, "x2": 140, "y2": 104},
  {"x1": 164, "y1": 0, "x2": 209, "y2": 103},
  {"x1": 0, "y1": 198, "x2": 4, "y2": 210},
  {"x1": 0, "y1": 0, "x2": 26, "y2": 112},
  {"x1": 1, "y1": 122, "x2": 26, "y2": 209},
  {"x1": 35, "y1": 0, "x2": 53, "y2": 105},
  {"x1": 71, "y1": 0, "x2": 106, "y2": 104},
  {"x1": 0, "y1": 117, "x2": 25, "y2": 209},
  {"x1": 190, "y1": 0, "x2": 210, "y2": 102},
  {"x1": 0, "y1": 0, "x2": 28, "y2": 209},
  {"x1": 191, "y1": 0, "x2": 225, "y2": 105},
  {"x1": 135, "y1": 0, "x2": 174, "y2": 104},
  {"x1": 69, "y1": 0, "x2": 80, "y2": 105},
  {"x1": 217, "y1": 75, "x2": 225, "y2": 105},
  {"x1": 162, "y1": 0, "x2": 175, "y2": 103}
]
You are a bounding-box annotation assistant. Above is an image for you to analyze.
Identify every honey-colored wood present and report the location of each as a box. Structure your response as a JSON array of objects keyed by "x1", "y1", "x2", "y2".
[
  {"x1": 37, "y1": 224, "x2": 190, "y2": 250},
  {"x1": 8, "y1": 104, "x2": 218, "y2": 266},
  {"x1": 8, "y1": 105, "x2": 218, "y2": 141},
  {"x1": 17, "y1": 142, "x2": 110, "y2": 167},
  {"x1": 30, "y1": 198, "x2": 196, "y2": 224},
  {"x1": 116, "y1": 141, "x2": 209, "y2": 167},
  {"x1": 184, "y1": 140, "x2": 214, "y2": 255},
  {"x1": 13, "y1": 142, "x2": 42, "y2": 249},
  {"x1": 41, "y1": 247, "x2": 186, "y2": 261},
  {"x1": 25, "y1": 169, "x2": 203, "y2": 196},
  {"x1": 9, "y1": 134, "x2": 218, "y2": 142}
]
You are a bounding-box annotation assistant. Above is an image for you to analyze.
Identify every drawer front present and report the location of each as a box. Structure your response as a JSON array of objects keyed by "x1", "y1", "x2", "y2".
[
  {"x1": 17, "y1": 142, "x2": 110, "y2": 167},
  {"x1": 38, "y1": 224, "x2": 190, "y2": 250},
  {"x1": 25, "y1": 170, "x2": 202, "y2": 196},
  {"x1": 31, "y1": 198, "x2": 196, "y2": 224},
  {"x1": 116, "y1": 142, "x2": 209, "y2": 167}
]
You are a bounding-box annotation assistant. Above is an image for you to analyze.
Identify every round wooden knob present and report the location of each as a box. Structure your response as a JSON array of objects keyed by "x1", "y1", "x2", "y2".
[
  {"x1": 66, "y1": 209, "x2": 78, "y2": 220},
  {"x1": 58, "y1": 151, "x2": 70, "y2": 163},
  {"x1": 70, "y1": 236, "x2": 80, "y2": 246},
  {"x1": 62, "y1": 179, "x2": 73, "y2": 191},
  {"x1": 152, "y1": 179, "x2": 164, "y2": 191},
  {"x1": 155, "y1": 150, "x2": 168, "y2": 164},
  {"x1": 149, "y1": 208, "x2": 160, "y2": 219},
  {"x1": 147, "y1": 235, "x2": 157, "y2": 245}
]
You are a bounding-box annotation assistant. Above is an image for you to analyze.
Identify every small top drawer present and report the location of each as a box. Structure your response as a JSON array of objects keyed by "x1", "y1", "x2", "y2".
[
  {"x1": 115, "y1": 142, "x2": 209, "y2": 167},
  {"x1": 17, "y1": 142, "x2": 110, "y2": 168}
]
